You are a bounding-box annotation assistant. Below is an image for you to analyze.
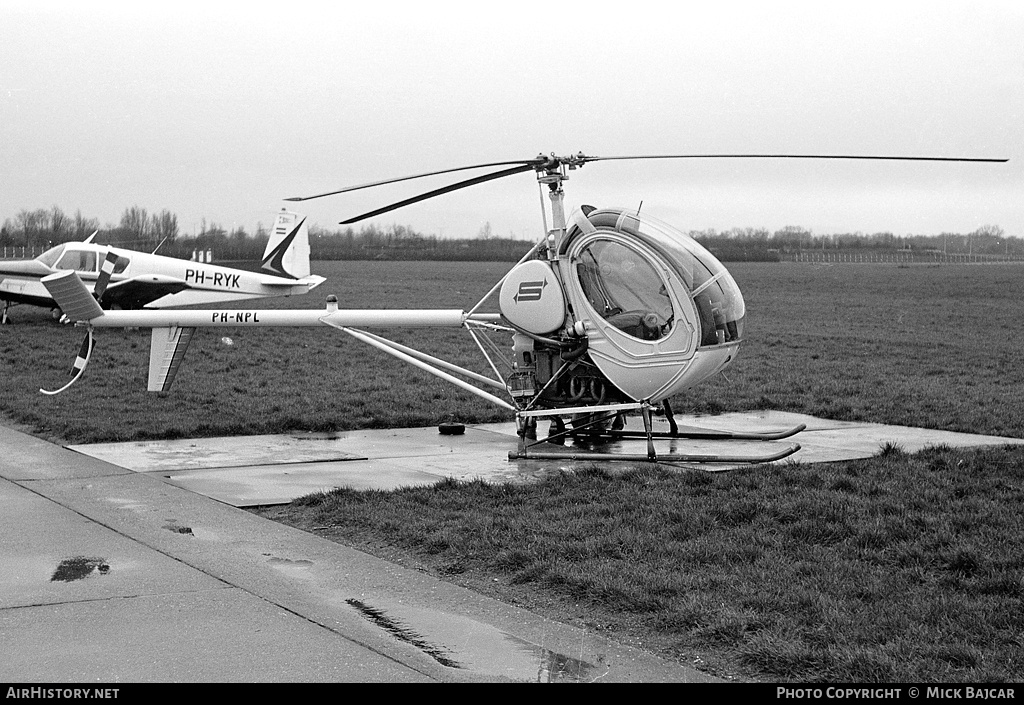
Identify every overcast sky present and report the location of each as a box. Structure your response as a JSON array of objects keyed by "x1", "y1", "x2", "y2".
[{"x1": 1, "y1": 0, "x2": 1021, "y2": 241}]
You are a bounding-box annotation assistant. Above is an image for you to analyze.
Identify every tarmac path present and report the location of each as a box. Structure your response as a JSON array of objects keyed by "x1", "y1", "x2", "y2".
[{"x1": 0, "y1": 422, "x2": 718, "y2": 683}]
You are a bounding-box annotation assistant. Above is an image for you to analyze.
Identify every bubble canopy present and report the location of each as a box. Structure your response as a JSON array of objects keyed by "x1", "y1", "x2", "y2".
[{"x1": 562, "y1": 207, "x2": 745, "y2": 348}]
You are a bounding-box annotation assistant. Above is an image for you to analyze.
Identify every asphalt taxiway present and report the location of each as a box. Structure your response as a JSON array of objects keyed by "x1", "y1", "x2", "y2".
[{"x1": 3, "y1": 411, "x2": 1022, "y2": 682}]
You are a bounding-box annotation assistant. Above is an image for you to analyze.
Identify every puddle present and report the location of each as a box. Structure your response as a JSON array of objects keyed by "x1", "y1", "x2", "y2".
[
  {"x1": 347, "y1": 599, "x2": 462, "y2": 668},
  {"x1": 51, "y1": 557, "x2": 110, "y2": 582},
  {"x1": 106, "y1": 497, "x2": 150, "y2": 513},
  {"x1": 346, "y1": 599, "x2": 599, "y2": 682},
  {"x1": 290, "y1": 432, "x2": 341, "y2": 441},
  {"x1": 162, "y1": 521, "x2": 194, "y2": 536},
  {"x1": 267, "y1": 556, "x2": 314, "y2": 573}
]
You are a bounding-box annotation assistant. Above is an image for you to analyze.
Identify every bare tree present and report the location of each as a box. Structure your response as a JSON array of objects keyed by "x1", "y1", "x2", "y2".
[
  {"x1": 0, "y1": 218, "x2": 14, "y2": 247},
  {"x1": 120, "y1": 206, "x2": 150, "y2": 243},
  {"x1": 50, "y1": 206, "x2": 68, "y2": 243},
  {"x1": 15, "y1": 209, "x2": 51, "y2": 247},
  {"x1": 72, "y1": 210, "x2": 99, "y2": 240},
  {"x1": 150, "y1": 209, "x2": 179, "y2": 244}
]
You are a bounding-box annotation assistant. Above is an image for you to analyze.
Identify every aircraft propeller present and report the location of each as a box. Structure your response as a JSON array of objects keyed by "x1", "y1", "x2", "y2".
[
  {"x1": 93, "y1": 250, "x2": 119, "y2": 300},
  {"x1": 39, "y1": 250, "x2": 120, "y2": 395}
]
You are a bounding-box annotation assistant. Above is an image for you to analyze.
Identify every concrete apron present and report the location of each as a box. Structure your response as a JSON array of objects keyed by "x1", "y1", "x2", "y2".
[
  {"x1": 68, "y1": 410, "x2": 1024, "y2": 507},
  {"x1": 0, "y1": 422, "x2": 720, "y2": 683}
]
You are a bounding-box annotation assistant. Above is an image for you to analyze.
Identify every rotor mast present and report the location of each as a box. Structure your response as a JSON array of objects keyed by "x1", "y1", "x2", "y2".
[{"x1": 536, "y1": 153, "x2": 586, "y2": 259}]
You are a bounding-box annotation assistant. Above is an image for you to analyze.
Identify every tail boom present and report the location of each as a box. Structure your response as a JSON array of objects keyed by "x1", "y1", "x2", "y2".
[{"x1": 86, "y1": 308, "x2": 474, "y2": 328}]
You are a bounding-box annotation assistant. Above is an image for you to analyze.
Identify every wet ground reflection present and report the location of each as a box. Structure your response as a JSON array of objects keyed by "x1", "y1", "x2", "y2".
[
  {"x1": 347, "y1": 598, "x2": 600, "y2": 682},
  {"x1": 51, "y1": 557, "x2": 110, "y2": 582}
]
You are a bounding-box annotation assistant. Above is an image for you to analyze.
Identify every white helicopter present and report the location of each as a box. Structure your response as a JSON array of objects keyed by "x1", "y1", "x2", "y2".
[
  {"x1": 1, "y1": 209, "x2": 325, "y2": 324},
  {"x1": 38, "y1": 152, "x2": 1006, "y2": 463}
]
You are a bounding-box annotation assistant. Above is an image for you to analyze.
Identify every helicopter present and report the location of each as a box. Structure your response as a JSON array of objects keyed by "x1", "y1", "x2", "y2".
[{"x1": 38, "y1": 152, "x2": 1007, "y2": 463}]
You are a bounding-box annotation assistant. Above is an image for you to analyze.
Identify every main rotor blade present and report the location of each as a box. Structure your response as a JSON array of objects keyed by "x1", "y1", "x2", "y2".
[
  {"x1": 291, "y1": 150, "x2": 1006, "y2": 224},
  {"x1": 286, "y1": 158, "x2": 545, "y2": 202},
  {"x1": 339, "y1": 163, "x2": 538, "y2": 224},
  {"x1": 581, "y1": 153, "x2": 1008, "y2": 164}
]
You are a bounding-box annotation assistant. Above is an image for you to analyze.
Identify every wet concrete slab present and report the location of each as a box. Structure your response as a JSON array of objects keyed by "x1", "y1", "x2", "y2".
[
  {"x1": 1, "y1": 587, "x2": 432, "y2": 682},
  {"x1": 1, "y1": 422, "x2": 720, "y2": 683},
  {"x1": 68, "y1": 411, "x2": 1024, "y2": 507},
  {"x1": 0, "y1": 477, "x2": 224, "y2": 609},
  {"x1": 654, "y1": 411, "x2": 1024, "y2": 469},
  {"x1": 0, "y1": 475, "x2": 430, "y2": 682},
  {"x1": 65, "y1": 431, "x2": 370, "y2": 472}
]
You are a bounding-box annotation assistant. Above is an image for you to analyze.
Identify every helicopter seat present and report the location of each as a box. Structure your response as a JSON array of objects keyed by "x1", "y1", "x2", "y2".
[{"x1": 604, "y1": 310, "x2": 665, "y2": 341}]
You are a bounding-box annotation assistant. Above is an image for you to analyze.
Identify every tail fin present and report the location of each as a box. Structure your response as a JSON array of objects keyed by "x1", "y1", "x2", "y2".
[{"x1": 261, "y1": 209, "x2": 311, "y2": 279}]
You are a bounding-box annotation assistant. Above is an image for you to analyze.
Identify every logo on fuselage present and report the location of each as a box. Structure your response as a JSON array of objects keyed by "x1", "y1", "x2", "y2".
[{"x1": 514, "y1": 279, "x2": 547, "y2": 303}]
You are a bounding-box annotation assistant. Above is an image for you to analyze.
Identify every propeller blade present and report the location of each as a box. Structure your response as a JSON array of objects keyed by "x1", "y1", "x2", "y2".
[
  {"x1": 94, "y1": 250, "x2": 119, "y2": 300},
  {"x1": 339, "y1": 163, "x2": 538, "y2": 225},
  {"x1": 286, "y1": 157, "x2": 546, "y2": 202},
  {"x1": 69, "y1": 333, "x2": 94, "y2": 376},
  {"x1": 40, "y1": 330, "x2": 95, "y2": 396}
]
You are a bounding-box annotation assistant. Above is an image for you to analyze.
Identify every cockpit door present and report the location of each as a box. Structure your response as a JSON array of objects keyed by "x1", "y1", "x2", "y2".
[{"x1": 565, "y1": 231, "x2": 701, "y2": 401}]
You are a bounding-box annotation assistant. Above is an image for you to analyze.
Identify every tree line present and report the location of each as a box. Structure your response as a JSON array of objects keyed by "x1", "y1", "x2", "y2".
[
  {"x1": 2, "y1": 205, "x2": 1016, "y2": 263},
  {"x1": 1, "y1": 206, "x2": 180, "y2": 250},
  {"x1": 690, "y1": 224, "x2": 1017, "y2": 261}
]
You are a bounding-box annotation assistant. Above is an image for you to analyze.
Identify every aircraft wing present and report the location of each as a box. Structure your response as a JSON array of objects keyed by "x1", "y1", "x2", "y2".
[
  {"x1": 0, "y1": 260, "x2": 52, "y2": 278},
  {"x1": 100, "y1": 275, "x2": 190, "y2": 309},
  {"x1": 259, "y1": 274, "x2": 327, "y2": 289}
]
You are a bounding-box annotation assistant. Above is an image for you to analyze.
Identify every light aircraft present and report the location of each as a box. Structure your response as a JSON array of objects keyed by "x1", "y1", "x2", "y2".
[
  {"x1": 38, "y1": 152, "x2": 1006, "y2": 463},
  {"x1": 0, "y1": 209, "x2": 325, "y2": 324}
]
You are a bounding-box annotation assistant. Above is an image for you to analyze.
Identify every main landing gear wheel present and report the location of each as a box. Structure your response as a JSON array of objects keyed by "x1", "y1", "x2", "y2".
[{"x1": 438, "y1": 422, "x2": 466, "y2": 435}]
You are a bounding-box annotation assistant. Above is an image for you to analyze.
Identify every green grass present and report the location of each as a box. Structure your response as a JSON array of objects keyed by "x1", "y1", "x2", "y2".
[
  {"x1": 689, "y1": 262, "x2": 1024, "y2": 436},
  {"x1": 260, "y1": 444, "x2": 1024, "y2": 682},
  {"x1": 3, "y1": 259, "x2": 1024, "y2": 681},
  {"x1": 0, "y1": 261, "x2": 512, "y2": 442}
]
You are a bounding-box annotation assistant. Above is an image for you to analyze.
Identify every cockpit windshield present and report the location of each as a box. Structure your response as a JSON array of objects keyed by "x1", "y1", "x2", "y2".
[
  {"x1": 575, "y1": 240, "x2": 674, "y2": 341},
  {"x1": 35, "y1": 244, "x2": 66, "y2": 269},
  {"x1": 630, "y1": 214, "x2": 745, "y2": 347},
  {"x1": 567, "y1": 208, "x2": 745, "y2": 347},
  {"x1": 36, "y1": 245, "x2": 130, "y2": 275}
]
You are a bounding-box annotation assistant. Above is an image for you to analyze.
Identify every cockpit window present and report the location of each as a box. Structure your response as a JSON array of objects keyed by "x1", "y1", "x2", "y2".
[
  {"x1": 575, "y1": 240, "x2": 674, "y2": 341},
  {"x1": 55, "y1": 249, "x2": 98, "y2": 273},
  {"x1": 656, "y1": 238, "x2": 744, "y2": 347},
  {"x1": 566, "y1": 207, "x2": 746, "y2": 348},
  {"x1": 36, "y1": 245, "x2": 66, "y2": 269}
]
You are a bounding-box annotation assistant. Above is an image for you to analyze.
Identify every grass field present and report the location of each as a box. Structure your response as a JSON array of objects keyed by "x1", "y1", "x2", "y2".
[
  {"x1": 2, "y1": 259, "x2": 1023, "y2": 682},
  {"x1": 0, "y1": 261, "x2": 514, "y2": 442}
]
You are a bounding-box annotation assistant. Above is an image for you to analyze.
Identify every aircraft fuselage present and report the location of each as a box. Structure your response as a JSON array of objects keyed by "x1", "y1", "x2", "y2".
[{"x1": 1, "y1": 241, "x2": 322, "y2": 314}]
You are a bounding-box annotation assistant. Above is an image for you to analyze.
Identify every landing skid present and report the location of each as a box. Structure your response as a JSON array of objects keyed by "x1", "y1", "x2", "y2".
[
  {"x1": 604, "y1": 424, "x2": 805, "y2": 442},
  {"x1": 508, "y1": 445, "x2": 802, "y2": 464},
  {"x1": 508, "y1": 401, "x2": 803, "y2": 465}
]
